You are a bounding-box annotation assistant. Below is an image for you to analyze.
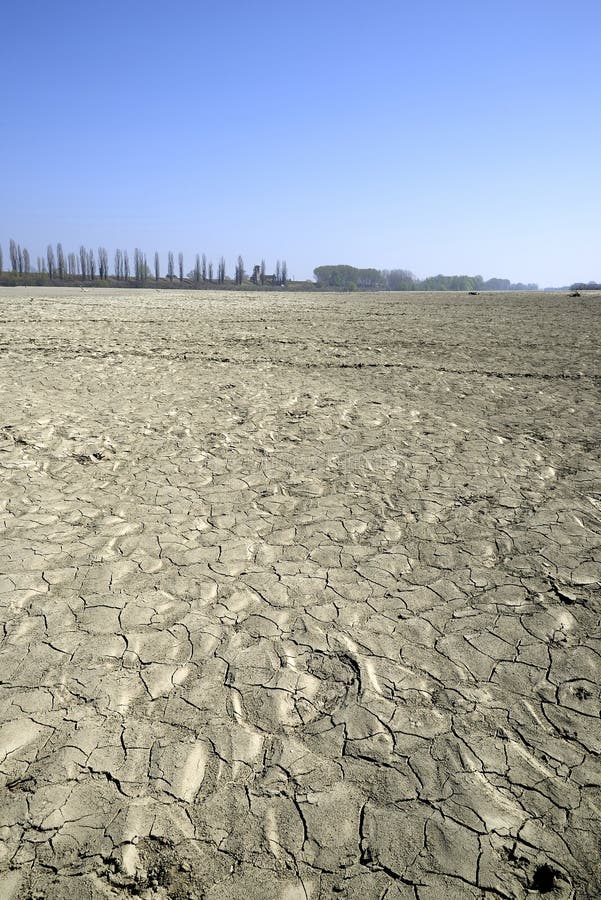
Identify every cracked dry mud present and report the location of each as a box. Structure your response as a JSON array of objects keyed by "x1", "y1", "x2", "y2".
[{"x1": 0, "y1": 286, "x2": 600, "y2": 900}]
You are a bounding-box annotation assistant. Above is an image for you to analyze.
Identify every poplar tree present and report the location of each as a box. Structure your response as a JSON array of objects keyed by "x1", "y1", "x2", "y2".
[
  {"x1": 79, "y1": 245, "x2": 88, "y2": 279},
  {"x1": 98, "y1": 247, "x2": 108, "y2": 279},
  {"x1": 47, "y1": 245, "x2": 56, "y2": 279},
  {"x1": 134, "y1": 248, "x2": 145, "y2": 283},
  {"x1": 235, "y1": 255, "x2": 244, "y2": 285},
  {"x1": 57, "y1": 243, "x2": 65, "y2": 279},
  {"x1": 9, "y1": 239, "x2": 18, "y2": 272}
]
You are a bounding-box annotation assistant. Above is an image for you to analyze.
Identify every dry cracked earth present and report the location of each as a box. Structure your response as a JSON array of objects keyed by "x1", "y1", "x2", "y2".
[{"x1": 0, "y1": 286, "x2": 600, "y2": 900}]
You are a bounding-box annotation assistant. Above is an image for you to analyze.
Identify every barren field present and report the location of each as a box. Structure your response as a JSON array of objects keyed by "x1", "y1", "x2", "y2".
[{"x1": 0, "y1": 287, "x2": 600, "y2": 900}]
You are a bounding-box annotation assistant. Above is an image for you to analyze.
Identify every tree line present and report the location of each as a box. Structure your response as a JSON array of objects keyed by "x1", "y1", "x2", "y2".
[
  {"x1": 313, "y1": 265, "x2": 539, "y2": 292},
  {"x1": 0, "y1": 239, "x2": 289, "y2": 287},
  {"x1": 570, "y1": 281, "x2": 601, "y2": 291},
  {"x1": 0, "y1": 241, "x2": 551, "y2": 292}
]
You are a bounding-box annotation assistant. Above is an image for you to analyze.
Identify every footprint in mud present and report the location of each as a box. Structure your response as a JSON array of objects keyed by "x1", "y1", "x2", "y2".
[
  {"x1": 305, "y1": 649, "x2": 362, "y2": 712},
  {"x1": 228, "y1": 649, "x2": 361, "y2": 733}
]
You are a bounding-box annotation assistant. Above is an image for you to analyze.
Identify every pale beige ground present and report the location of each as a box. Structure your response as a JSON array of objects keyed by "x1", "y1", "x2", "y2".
[{"x1": 0, "y1": 287, "x2": 600, "y2": 900}]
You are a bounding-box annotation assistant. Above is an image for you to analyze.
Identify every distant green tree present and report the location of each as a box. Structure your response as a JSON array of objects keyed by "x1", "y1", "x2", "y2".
[
  {"x1": 383, "y1": 269, "x2": 416, "y2": 290},
  {"x1": 482, "y1": 277, "x2": 510, "y2": 290},
  {"x1": 570, "y1": 281, "x2": 601, "y2": 290},
  {"x1": 313, "y1": 265, "x2": 383, "y2": 289}
]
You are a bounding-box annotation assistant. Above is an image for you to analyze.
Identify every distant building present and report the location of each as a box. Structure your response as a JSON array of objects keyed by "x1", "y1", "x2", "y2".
[{"x1": 251, "y1": 264, "x2": 276, "y2": 285}]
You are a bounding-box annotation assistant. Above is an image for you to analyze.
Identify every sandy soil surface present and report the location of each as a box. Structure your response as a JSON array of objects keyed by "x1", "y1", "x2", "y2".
[{"x1": 0, "y1": 287, "x2": 600, "y2": 900}]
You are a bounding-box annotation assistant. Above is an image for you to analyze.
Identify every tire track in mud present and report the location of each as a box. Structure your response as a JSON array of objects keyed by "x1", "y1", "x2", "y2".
[{"x1": 2, "y1": 342, "x2": 600, "y2": 383}]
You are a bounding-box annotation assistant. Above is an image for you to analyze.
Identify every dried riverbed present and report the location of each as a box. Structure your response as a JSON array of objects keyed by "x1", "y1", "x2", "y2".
[{"x1": 0, "y1": 287, "x2": 600, "y2": 899}]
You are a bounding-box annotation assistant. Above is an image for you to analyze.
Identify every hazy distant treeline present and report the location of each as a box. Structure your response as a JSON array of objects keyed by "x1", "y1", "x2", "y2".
[
  {"x1": 0, "y1": 239, "x2": 289, "y2": 287},
  {"x1": 570, "y1": 281, "x2": 601, "y2": 291},
  {"x1": 3, "y1": 240, "x2": 575, "y2": 293},
  {"x1": 314, "y1": 265, "x2": 539, "y2": 292}
]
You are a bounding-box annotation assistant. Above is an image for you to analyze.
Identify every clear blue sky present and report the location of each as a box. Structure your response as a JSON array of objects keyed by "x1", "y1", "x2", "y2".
[{"x1": 1, "y1": 0, "x2": 599, "y2": 285}]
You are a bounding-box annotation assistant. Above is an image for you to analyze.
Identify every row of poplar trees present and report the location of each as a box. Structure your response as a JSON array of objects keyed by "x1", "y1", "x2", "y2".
[{"x1": 0, "y1": 240, "x2": 288, "y2": 286}]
